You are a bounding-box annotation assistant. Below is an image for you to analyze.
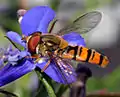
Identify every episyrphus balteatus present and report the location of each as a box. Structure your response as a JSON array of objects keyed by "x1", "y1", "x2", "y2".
[{"x1": 11, "y1": 8, "x2": 109, "y2": 84}]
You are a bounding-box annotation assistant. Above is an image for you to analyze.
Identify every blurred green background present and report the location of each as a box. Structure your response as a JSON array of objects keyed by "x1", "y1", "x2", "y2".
[{"x1": 0, "y1": 0, "x2": 120, "y2": 97}]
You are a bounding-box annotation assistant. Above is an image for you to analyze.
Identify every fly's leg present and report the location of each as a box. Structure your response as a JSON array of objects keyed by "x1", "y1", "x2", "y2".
[
  {"x1": 34, "y1": 58, "x2": 51, "y2": 72},
  {"x1": 41, "y1": 51, "x2": 52, "y2": 72},
  {"x1": 34, "y1": 58, "x2": 41, "y2": 63},
  {"x1": 32, "y1": 54, "x2": 40, "y2": 59},
  {"x1": 25, "y1": 54, "x2": 42, "y2": 64},
  {"x1": 33, "y1": 51, "x2": 51, "y2": 72},
  {"x1": 25, "y1": 54, "x2": 40, "y2": 59},
  {"x1": 41, "y1": 60, "x2": 51, "y2": 72},
  {"x1": 32, "y1": 54, "x2": 42, "y2": 63}
]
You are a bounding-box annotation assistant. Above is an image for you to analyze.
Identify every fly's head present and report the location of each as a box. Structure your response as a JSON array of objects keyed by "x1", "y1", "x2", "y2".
[{"x1": 22, "y1": 32, "x2": 41, "y2": 55}]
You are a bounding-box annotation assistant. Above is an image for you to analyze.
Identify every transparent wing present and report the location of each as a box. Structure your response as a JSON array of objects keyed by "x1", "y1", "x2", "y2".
[
  {"x1": 53, "y1": 57, "x2": 77, "y2": 84},
  {"x1": 57, "y1": 11, "x2": 102, "y2": 36}
]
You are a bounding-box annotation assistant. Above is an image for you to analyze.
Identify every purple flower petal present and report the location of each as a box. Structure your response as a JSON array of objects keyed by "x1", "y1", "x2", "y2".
[
  {"x1": 6, "y1": 31, "x2": 26, "y2": 47},
  {"x1": 4, "y1": 45, "x2": 19, "y2": 56},
  {"x1": 8, "y1": 51, "x2": 28, "y2": 64},
  {"x1": 21, "y1": 6, "x2": 56, "y2": 36},
  {"x1": 6, "y1": 45, "x2": 12, "y2": 52},
  {"x1": 36, "y1": 59, "x2": 76, "y2": 84},
  {"x1": 18, "y1": 51, "x2": 30, "y2": 58},
  {"x1": 0, "y1": 58, "x2": 4, "y2": 68},
  {"x1": 8, "y1": 49, "x2": 19, "y2": 56},
  {"x1": 0, "y1": 59, "x2": 35, "y2": 87},
  {"x1": 62, "y1": 32, "x2": 86, "y2": 46}
]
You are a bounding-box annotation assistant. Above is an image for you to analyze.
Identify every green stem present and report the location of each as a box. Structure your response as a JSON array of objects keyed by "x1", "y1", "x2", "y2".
[{"x1": 36, "y1": 70, "x2": 56, "y2": 97}]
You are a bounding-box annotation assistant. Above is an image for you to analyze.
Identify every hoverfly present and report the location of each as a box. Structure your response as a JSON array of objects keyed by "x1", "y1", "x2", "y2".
[{"x1": 17, "y1": 10, "x2": 109, "y2": 83}]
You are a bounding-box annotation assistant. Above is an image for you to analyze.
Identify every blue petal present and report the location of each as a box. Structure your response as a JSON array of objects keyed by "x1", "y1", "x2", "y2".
[
  {"x1": 6, "y1": 31, "x2": 26, "y2": 47},
  {"x1": 0, "y1": 59, "x2": 35, "y2": 87},
  {"x1": 8, "y1": 49, "x2": 19, "y2": 56},
  {"x1": 18, "y1": 51, "x2": 31, "y2": 58},
  {"x1": 0, "y1": 58, "x2": 4, "y2": 68},
  {"x1": 5, "y1": 46, "x2": 19, "y2": 56},
  {"x1": 62, "y1": 32, "x2": 86, "y2": 46},
  {"x1": 36, "y1": 59, "x2": 76, "y2": 84},
  {"x1": 21, "y1": 6, "x2": 56, "y2": 36},
  {"x1": 6, "y1": 45, "x2": 13, "y2": 52},
  {"x1": 8, "y1": 51, "x2": 30, "y2": 66}
]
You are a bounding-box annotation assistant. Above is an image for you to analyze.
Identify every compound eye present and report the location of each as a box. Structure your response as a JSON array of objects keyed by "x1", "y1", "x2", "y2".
[{"x1": 28, "y1": 34, "x2": 40, "y2": 54}]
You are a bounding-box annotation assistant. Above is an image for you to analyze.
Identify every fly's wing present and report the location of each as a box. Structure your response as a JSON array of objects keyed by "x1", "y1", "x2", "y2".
[
  {"x1": 57, "y1": 11, "x2": 102, "y2": 36},
  {"x1": 53, "y1": 57, "x2": 77, "y2": 84}
]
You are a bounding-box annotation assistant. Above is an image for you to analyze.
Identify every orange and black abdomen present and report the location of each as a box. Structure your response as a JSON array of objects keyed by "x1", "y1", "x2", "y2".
[
  {"x1": 27, "y1": 33, "x2": 41, "y2": 55},
  {"x1": 55, "y1": 46, "x2": 109, "y2": 68}
]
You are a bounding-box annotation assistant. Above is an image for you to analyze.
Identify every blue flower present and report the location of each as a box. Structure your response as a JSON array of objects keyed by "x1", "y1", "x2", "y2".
[
  {"x1": 0, "y1": 46, "x2": 19, "y2": 67},
  {"x1": 0, "y1": 6, "x2": 86, "y2": 87}
]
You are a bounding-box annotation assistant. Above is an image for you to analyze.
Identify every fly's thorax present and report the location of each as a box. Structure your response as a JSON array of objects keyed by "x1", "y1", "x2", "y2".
[
  {"x1": 41, "y1": 34, "x2": 60, "y2": 45},
  {"x1": 41, "y1": 34, "x2": 66, "y2": 50}
]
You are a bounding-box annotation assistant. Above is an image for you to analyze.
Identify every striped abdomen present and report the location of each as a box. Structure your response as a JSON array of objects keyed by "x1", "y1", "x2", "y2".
[{"x1": 54, "y1": 46, "x2": 109, "y2": 68}]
